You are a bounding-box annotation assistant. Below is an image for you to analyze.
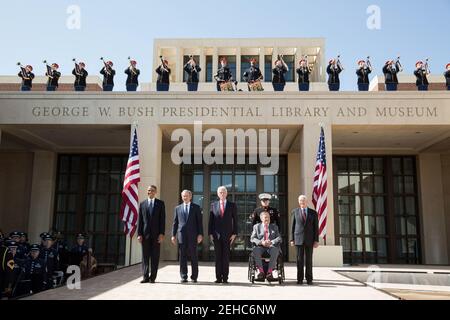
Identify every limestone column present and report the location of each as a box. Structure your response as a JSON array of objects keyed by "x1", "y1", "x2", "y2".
[
  {"x1": 259, "y1": 47, "x2": 265, "y2": 81},
  {"x1": 125, "y1": 122, "x2": 163, "y2": 265},
  {"x1": 212, "y1": 47, "x2": 218, "y2": 82},
  {"x1": 27, "y1": 151, "x2": 57, "y2": 243},
  {"x1": 418, "y1": 153, "x2": 449, "y2": 264},
  {"x1": 175, "y1": 47, "x2": 183, "y2": 83},
  {"x1": 200, "y1": 47, "x2": 206, "y2": 82}
]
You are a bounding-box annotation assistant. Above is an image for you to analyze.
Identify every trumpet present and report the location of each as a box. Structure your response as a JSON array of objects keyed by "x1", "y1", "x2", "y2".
[
  {"x1": 159, "y1": 55, "x2": 169, "y2": 72},
  {"x1": 17, "y1": 62, "x2": 28, "y2": 78},
  {"x1": 73, "y1": 58, "x2": 82, "y2": 76},
  {"x1": 127, "y1": 56, "x2": 138, "y2": 75},
  {"x1": 394, "y1": 56, "x2": 403, "y2": 72},
  {"x1": 423, "y1": 58, "x2": 431, "y2": 74},
  {"x1": 43, "y1": 60, "x2": 53, "y2": 79},
  {"x1": 366, "y1": 56, "x2": 372, "y2": 71},
  {"x1": 100, "y1": 57, "x2": 112, "y2": 75},
  {"x1": 336, "y1": 55, "x2": 344, "y2": 70}
]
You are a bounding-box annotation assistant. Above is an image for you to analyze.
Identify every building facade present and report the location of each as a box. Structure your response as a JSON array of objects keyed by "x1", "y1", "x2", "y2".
[{"x1": 1, "y1": 38, "x2": 449, "y2": 268}]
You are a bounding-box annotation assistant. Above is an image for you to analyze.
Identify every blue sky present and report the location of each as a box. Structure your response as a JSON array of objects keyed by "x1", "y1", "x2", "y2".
[{"x1": 0, "y1": 0, "x2": 448, "y2": 90}]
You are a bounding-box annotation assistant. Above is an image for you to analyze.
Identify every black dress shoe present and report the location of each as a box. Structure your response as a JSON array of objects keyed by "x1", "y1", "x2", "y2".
[
  {"x1": 140, "y1": 279, "x2": 149, "y2": 283},
  {"x1": 297, "y1": 280, "x2": 303, "y2": 285},
  {"x1": 256, "y1": 272, "x2": 266, "y2": 282},
  {"x1": 181, "y1": 279, "x2": 188, "y2": 283},
  {"x1": 191, "y1": 279, "x2": 197, "y2": 283},
  {"x1": 307, "y1": 281, "x2": 313, "y2": 286},
  {"x1": 222, "y1": 279, "x2": 228, "y2": 284},
  {"x1": 150, "y1": 279, "x2": 155, "y2": 283},
  {"x1": 266, "y1": 273, "x2": 276, "y2": 282},
  {"x1": 214, "y1": 279, "x2": 222, "y2": 284}
]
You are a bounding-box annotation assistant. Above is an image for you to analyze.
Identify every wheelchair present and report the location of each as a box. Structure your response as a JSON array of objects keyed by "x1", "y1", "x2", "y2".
[{"x1": 247, "y1": 246, "x2": 285, "y2": 284}]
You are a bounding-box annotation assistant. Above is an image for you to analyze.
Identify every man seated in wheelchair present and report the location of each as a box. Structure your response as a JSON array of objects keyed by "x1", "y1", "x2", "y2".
[{"x1": 250, "y1": 210, "x2": 282, "y2": 282}]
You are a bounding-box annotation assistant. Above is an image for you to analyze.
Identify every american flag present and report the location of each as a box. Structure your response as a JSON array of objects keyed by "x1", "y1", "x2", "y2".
[
  {"x1": 312, "y1": 126, "x2": 328, "y2": 239},
  {"x1": 120, "y1": 127, "x2": 140, "y2": 237}
]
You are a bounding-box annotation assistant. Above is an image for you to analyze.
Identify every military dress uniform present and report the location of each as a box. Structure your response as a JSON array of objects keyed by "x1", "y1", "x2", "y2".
[
  {"x1": 18, "y1": 66, "x2": 35, "y2": 91},
  {"x1": 272, "y1": 65, "x2": 288, "y2": 91},
  {"x1": 40, "y1": 236, "x2": 59, "y2": 289},
  {"x1": 414, "y1": 63, "x2": 429, "y2": 91},
  {"x1": 5, "y1": 240, "x2": 27, "y2": 298},
  {"x1": 70, "y1": 234, "x2": 89, "y2": 267},
  {"x1": 125, "y1": 64, "x2": 140, "y2": 91},
  {"x1": 296, "y1": 65, "x2": 310, "y2": 91},
  {"x1": 214, "y1": 65, "x2": 233, "y2": 91},
  {"x1": 356, "y1": 63, "x2": 371, "y2": 91},
  {"x1": 0, "y1": 240, "x2": 14, "y2": 298},
  {"x1": 327, "y1": 63, "x2": 342, "y2": 91},
  {"x1": 46, "y1": 65, "x2": 61, "y2": 91},
  {"x1": 100, "y1": 62, "x2": 116, "y2": 91},
  {"x1": 243, "y1": 64, "x2": 263, "y2": 91},
  {"x1": 73, "y1": 66, "x2": 88, "y2": 91},
  {"x1": 22, "y1": 244, "x2": 47, "y2": 294},
  {"x1": 183, "y1": 62, "x2": 201, "y2": 91},
  {"x1": 382, "y1": 61, "x2": 401, "y2": 91},
  {"x1": 156, "y1": 63, "x2": 171, "y2": 91}
]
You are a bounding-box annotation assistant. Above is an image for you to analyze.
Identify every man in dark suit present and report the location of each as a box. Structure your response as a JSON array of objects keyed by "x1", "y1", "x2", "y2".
[
  {"x1": 208, "y1": 186, "x2": 238, "y2": 284},
  {"x1": 250, "y1": 211, "x2": 282, "y2": 282},
  {"x1": 171, "y1": 190, "x2": 203, "y2": 283},
  {"x1": 137, "y1": 185, "x2": 166, "y2": 283},
  {"x1": 290, "y1": 195, "x2": 319, "y2": 285}
]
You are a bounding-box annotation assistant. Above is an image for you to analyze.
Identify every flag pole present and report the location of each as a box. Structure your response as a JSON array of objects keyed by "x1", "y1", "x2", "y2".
[{"x1": 128, "y1": 120, "x2": 138, "y2": 266}]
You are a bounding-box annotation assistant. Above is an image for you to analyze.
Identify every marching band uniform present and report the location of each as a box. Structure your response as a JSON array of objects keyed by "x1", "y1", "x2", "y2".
[
  {"x1": 184, "y1": 59, "x2": 201, "y2": 91},
  {"x1": 243, "y1": 59, "x2": 263, "y2": 91},
  {"x1": 18, "y1": 65, "x2": 35, "y2": 91},
  {"x1": 272, "y1": 59, "x2": 288, "y2": 91},
  {"x1": 125, "y1": 60, "x2": 140, "y2": 91},
  {"x1": 100, "y1": 61, "x2": 116, "y2": 91},
  {"x1": 72, "y1": 62, "x2": 88, "y2": 91},
  {"x1": 296, "y1": 60, "x2": 310, "y2": 91},
  {"x1": 383, "y1": 60, "x2": 401, "y2": 91},
  {"x1": 356, "y1": 60, "x2": 371, "y2": 91},
  {"x1": 46, "y1": 63, "x2": 61, "y2": 91},
  {"x1": 156, "y1": 60, "x2": 171, "y2": 91},
  {"x1": 445, "y1": 63, "x2": 450, "y2": 91},
  {"x1": 327, "y1": 59, "x2": 342, "y2": 91},
  {"x1": 0, "y1": 238, "x2": 14, "y2": 299},
  {"x1": 414, "y1": 61, "x2": 429, "y2": 91},
  {"x1": 214, "y1": 59, "x2": 233, "y2": 91}
]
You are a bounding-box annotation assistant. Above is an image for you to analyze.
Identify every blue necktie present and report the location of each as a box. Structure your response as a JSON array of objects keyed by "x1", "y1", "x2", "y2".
[{"x1": 184, "y1": 204, "x2": 189, "y2": 221}]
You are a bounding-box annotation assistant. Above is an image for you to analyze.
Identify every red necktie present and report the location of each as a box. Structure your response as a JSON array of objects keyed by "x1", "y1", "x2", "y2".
[
  {"x1": 264, "y1": 224, "x2": 268, "y2": 240},
  {"x1": 220, "y1": 201, "x2": 225, "y2": 217},
  {"x1": 302, "y1": 208, "x2": 307, "y2": 224}
]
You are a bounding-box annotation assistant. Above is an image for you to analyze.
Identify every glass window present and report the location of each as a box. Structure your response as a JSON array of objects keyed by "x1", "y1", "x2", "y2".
[
  {"x1": 264, "y1": 55, "x2": 272, "y2": 82},
  {"x1": 205, "y1": 55, "x2": 213, "y2": 82}
]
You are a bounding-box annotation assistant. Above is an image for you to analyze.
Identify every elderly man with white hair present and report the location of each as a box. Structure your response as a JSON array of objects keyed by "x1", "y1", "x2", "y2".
[
  {"x1": 290, "y1": 194, "x2": 319, "y2": 285},
  {"x1": 208, "y1": 186, "x2": 238, "y2": 284}
]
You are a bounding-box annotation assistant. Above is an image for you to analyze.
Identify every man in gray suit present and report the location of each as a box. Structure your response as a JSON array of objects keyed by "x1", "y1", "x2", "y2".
[
  {"x1": 171, "y1": 190, "x2": 203, "y2": 283},
  {"x1": 290, "y1": 195, "x2": 319, "y2": 285},
  {"x1": 250, "y1": 211, "x2": 282, "y2": 282}
]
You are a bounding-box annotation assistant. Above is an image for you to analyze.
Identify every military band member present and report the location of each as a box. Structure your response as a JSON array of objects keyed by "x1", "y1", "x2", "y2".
[
  {"x1": 22, "y1": 244, "x2": 47, "y2": 294},
  {"x1": 296, "y1": 59, "x2": 310, "y2": 91},
  {"x1": 40, "y1": 234, "x2": 58, "y2": 289},
  {"x1": 184, "y1": 56, "x2": 202, "y2": 92},
  {"x1": 5, "y1": 240, "x2": 26, "y2": 298},
  {"x1": 0, "y1": 237, "x2": 14, "y2": 299},
  {"x1": 382, "y1": 59, "x2": 402, "y2": 91},
  {"x1": 52, "y1": 231, "x2": 70, "y2": 274},
  {"x1": 272, "y1": 56, "x2": 288, "y2": 91},
  {"x1": 214, "y1": 58, "x2": 233, "y2": 92},
  {"x1": 356, "y1": 59, "x2": 372, "y2": 91},
  {"x1": 18, "y1": 65, "x2": 35, "y2": 91},
  {"x1": 414, "y1": 61, "x2": 429, "y2": 91},
  {"x1": 327, "y1": 58, "x2": 342, "y2": 91},
  {"x1": 125, "y1": 59, "x2": 140, "y2": 91},
  {"x1": 243, "y1": 58, "x2": 263, "y2": 91},
  {"x1": 250, "y1": 193, "x2": 281, "y2": 227},
  {"x1": 156, "y1": 58, "x2": 171, "y2": 91},
  {"x1": 19, "y1": 232, "x2": 30, "y2": 255},
  {"x1": 46, "y1": 63, "x2": 61, "y2": 91},
  {"x1": 100, "y1": 60, "x2": 116, "y2": 91},
  {"x1": 445, "y1": 63, "x2": 450, "y2": 91},
  {"x1": 9, "y1": 231, "x2": 27, "y2": 260},
  {"x1": 70, "y1": 233, "x2": 90, "y2": 267},
  {"x1": 72, "y1": 62, "x2": 88, "y2": 91}
]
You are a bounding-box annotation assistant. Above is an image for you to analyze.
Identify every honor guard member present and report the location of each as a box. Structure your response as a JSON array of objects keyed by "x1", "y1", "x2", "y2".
[
  {"x1": 214, "y1": 58, "x2": 233, "y2": 91},
  {"x1": 125, "y1": 59, "x2": 140, "y2": 91},
  {"x1": 156, "y1": 58, "x2": 171, "y2": 91},
  {"x1": 19, "y1": 232, "x2": 30, "y2": 256},
  {"x1": 70, "y1": 233, "x2": 90, "y2": 267},
  {"x1": 327, "y1": 58, "x2": 342, "y2": 91},
  {"x1": 22, "y1": 244, "x2": 47, "y2": 294},
  {"x1": 414, "y1": 61, "x2": 429, "y2": 91},
  {"x1": 39, "y1": 232, "x2": 50, "y2": 249},
  {"x1": 52, "y1": 231, "x2": 70, "y2": 273},
  {"x1": 243, "y1": 58, "x2": 263, "y2": 91},
  {"x1": 382, "y1": 59, "x2": 402, "y2": 91},
  {"x1": 9, "y1": 231, "x2": 27, "y2": 259},
  {"x1": 0, "y1": 237, "x2": 14, "y2": 299},
  {"x1": 72, "y1": 61, "x2": 88, "y2": 91},
  {"x1": 40, "y1": 234, "x2": 58, "y2": 289},
  {"x1": 100, "y1": 60, "x2": 116, "y2": 91},
  {"x1": 356, "y1": 59, "x2": 371, "y2": 91},
  {"x1": 250, "y1": 193, "x2": 281, "y2": 227},
  {"x1": 296, "y1": 59, "x2": 311, "y2": 91},
  {"x1": 18, "y1": 64, "x2": 35, "y2": 91},
  {"x1": 445, "y1": 63, "x2": 450, "y2": 91},
  {"x1": 46, "y1": 63, "x2": 61, "y2": 91},
  {"x1": 184, "y1": 56, "x2": 202, "y2": 91},
  {"x1": 5, "y1": 240, "x2": 25, "y2": 298},
  {"x1": 272, "y1": 56, "x2": 288, "y2": 91}
]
